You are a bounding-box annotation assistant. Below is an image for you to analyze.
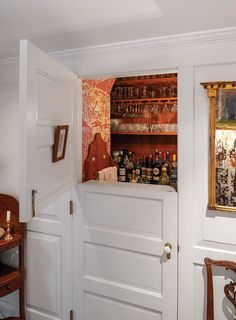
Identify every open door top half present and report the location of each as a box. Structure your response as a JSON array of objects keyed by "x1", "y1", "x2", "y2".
[{"x1": 19, "y1": 40, "x2": 82, "y2": 222}]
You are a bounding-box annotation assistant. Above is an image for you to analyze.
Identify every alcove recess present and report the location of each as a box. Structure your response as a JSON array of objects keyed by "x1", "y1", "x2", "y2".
[{"x1": 110, "y1": 73, "x2": 178, "y2": 159}]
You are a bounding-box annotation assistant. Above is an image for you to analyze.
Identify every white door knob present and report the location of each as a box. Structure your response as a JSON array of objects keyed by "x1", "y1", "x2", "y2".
[{"x1": 164, "y1": 243, "x2": 172, "y2": 259}]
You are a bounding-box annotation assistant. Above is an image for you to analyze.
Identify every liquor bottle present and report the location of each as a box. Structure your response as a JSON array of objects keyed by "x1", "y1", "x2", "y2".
[
  {"x1": 146, "y1": 154, "x2": 153, "y2": 184},
  {"x1": 118, "y1": 160, "x2": 126, "y2": 182},
  {"x1": 165, "y1": 151, "x2": 171, "y2": 177},
  {"x1": 141, "y1": 156, "x2": 147, "y2": 183},
  {"x1": 159, "y1": 166, "x2": 170, "y2": 185},
  {"x1": 152, "y1": 150, "x2": 162, "y2": 184},
  {"x1": 130, "y1": 169, "x2": 138, "y2": 183},
  {"x1": 170, "y1": 154, "x2": 177, "y2": 189},
  {"x1": 126, "y1": 151, "x2": 134, "y2": 182},
  {"x1": 134, "y1": 159, "x2": 141, "y2": 183},
  {"x1": 123, "y1": 149, "x2": 128, "y2": 158},
  {"x1": 124, "y1": 152, "x2": 129, "y2": 167},
  {"x1": 162, "y1": 151, "x2": 167, "y2": 167},
  {"x1": 158, "y1": 151, "x2": 163, "y2": 164},
  {"x1": 118, "y1": 151, "x2": 124, "y2": 166}
]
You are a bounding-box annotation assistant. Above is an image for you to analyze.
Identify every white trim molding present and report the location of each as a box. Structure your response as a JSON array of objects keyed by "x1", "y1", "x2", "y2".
[
  {"x1": 1, "y1": 27, "x2": 236, "y2": 74},
  {"x1": 51, "y1": 27, "x2": 236, "y2": 61}
]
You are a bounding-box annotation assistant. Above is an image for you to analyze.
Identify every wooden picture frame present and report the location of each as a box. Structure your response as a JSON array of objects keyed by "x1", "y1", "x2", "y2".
[
  {"x1": 201, "y1": 81, "x2": 236, "y2": 212},
  {"x1": 52, "y1": 125, "x2": 69, "y2": 162}
]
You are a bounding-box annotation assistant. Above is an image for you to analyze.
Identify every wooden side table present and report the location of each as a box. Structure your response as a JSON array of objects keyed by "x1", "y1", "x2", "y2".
[{"x1": 0, "y1": 194, "x2": 26, "y2": 320}]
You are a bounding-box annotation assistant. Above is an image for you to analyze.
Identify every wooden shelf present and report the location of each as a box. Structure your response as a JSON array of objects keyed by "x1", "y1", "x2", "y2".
[
  {"x1": 0, "y1": 234, "x2": 23, "y2": 252},
  {"x1": 0, "y1": 263, "x2": 21, "y2": 287},
  {"x1": 0, "y1": 194, "x2": 25, "y2": 319},
  {"x1": 111, "y1": 117, "x2": 177, "y2": 124},
  {"x1": 111, "y1": 132, "x2": 177, "y2": 136},
  {"x1": 114, "y1": 77, "x2": 177, "y2": 86},
  {"x1": 112, "y1": 97, "x2": 177, "y2": 103}
]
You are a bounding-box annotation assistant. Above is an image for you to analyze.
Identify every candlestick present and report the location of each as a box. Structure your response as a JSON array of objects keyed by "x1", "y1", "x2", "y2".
[
  {"x1": 4, "y1": 222, "x2": 13, "y2": 241},
  {"x1": 6, "y1": 210, "x2": 11, "y2": 222}
]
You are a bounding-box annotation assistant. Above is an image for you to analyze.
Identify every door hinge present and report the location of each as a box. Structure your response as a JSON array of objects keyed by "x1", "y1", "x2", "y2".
[
  {"x1": 70, "y1": 310, "x2": 73, "y2": 320},
  {"x1": 32, "y1": 189, "x2": 38, "y2": 218},
  {"x1": 69, "y1": 200, "x2": 73, "y2": 215},
  {"x1": 178, "y1": 245, "x2": 180, "y2": 253}
]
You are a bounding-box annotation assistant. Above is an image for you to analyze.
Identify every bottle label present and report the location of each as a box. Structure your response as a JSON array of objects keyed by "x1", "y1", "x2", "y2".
[
  {"x1": 153, "y1": 176, "x2": 159, "y2": 181},
  {"x1": 146, "y1": 168, "x2": 152, "y2": 179},
  {"x1": 119, "y1": 168, "x2": 126, "y2": 176},
  {"x1": 153, "y1": 168, "x2": 160, "y2": 175},
  {"x1": 141, "y1": 167, "x2": 146, "y2": 176},
  {"x1": 135, "y1": 169, "x2": 140, "y2": 175},
  {"x1": 119, "y1": 175, "x2": 126, "y2": 182}
]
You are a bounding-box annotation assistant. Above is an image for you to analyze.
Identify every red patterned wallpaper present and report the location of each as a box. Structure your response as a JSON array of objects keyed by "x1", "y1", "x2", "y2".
[{"x1": 82, "y1": 78, "x2": 115, "y2": 180}]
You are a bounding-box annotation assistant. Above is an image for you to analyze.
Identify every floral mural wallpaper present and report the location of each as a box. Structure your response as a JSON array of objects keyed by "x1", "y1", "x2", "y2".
[{"x1": 82, "y1": 78, "x2": 115, "y2": 180}]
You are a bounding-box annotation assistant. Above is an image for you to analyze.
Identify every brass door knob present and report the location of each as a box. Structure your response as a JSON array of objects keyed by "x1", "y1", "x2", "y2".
[{"x1": 164, "y1": 243, "x2": 172, "y2": 259}]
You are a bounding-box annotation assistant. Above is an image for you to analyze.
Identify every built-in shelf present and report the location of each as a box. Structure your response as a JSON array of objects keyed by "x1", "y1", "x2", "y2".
[
  {"x1": 111, "y1": 74, "x2": 178, "y2": 158},
  {"x1": 112, "y1": 97, "x2": 177, "y2": 103},
  {"x1": 114, "y1": 77, "x2": 177, "y2": 86},
  {"x1": 0, "y1": 263, "x2": 21, "y2": 286},
  {"x1": 111, "y1": 132, "x2": 177, "y2": 136},
  {"x1": 111, "y1": 117, "x2": 177, "y2": 124}
]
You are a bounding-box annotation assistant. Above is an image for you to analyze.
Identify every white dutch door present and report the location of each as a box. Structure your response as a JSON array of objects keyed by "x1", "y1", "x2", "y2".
[
  {"x1": 19, "y1": 40, "x2": 178, "y2": 320},
  {"x1": 76, "y1": 181, "x2": 178, "y2": 320},
  {"x1": 19, "y1": 40, "x2": 81, "y2": 320}
]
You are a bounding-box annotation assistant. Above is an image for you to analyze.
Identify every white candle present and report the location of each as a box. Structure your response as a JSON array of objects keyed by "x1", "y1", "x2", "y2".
[{"x1": 6, "y1": 210, "x2": 11, "y2": 222}]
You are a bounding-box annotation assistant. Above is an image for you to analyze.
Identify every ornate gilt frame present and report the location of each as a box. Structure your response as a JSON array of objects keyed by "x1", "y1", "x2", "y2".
[{"x1": 201, "y1": 81, "x2": 236, "y2": 212}]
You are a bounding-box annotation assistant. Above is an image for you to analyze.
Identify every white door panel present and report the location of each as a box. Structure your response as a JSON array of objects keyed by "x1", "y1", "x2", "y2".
[
  {"x1": 27, "y1": 232, "x2": 62, "y2": 315},
  {"x1": 27, "y1": 190, "x2": 73, "y2": 320},
  {"x1": 85, "y1": 293, "x2": 162, "y2": 320},
  {"x1": 76, "y1": 181, "x2": 178, "y2": 320},
  {"x1": 19, "y1": 39, "x2": 81, "y2": 222}
]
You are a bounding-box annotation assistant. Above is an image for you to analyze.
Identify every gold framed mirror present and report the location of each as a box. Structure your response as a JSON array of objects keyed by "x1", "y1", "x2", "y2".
[{"x1": 201, "y1": 81, "x2": 236, "y2": 212}]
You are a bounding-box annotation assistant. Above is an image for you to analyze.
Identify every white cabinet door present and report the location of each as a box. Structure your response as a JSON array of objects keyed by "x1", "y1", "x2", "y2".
[
  {"x1": 19, "y1": 39, "x2": 82, "y2": 222},
  {"x1": 19, "y1": 40, "x2": 82, "y2": 320},
  {"x1": 75, "y1": 181, "x2": 178, "y2": 320},
  {"x1": 27, "y1": 190, "x2": 73, "y2": 320}
]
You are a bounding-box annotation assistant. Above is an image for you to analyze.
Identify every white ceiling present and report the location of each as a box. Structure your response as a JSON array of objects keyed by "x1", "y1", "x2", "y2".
[{"x1": 1, "y1": 0, "x2": 236, "y2": 59}]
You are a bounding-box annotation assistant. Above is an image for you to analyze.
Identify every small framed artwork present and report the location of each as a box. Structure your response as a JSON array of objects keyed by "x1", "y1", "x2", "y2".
[
  {"x1": 52, "y1": 125, "x2": 69, "y2": 162},
  {"x1": 201, "y1": 81, "x2": 236, "y2": 212}
]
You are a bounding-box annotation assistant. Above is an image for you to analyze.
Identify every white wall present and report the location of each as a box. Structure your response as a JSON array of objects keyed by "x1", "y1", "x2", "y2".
[
  {"x1": 0, "y1": 62, "x2": 20, "y2": 317},
  {"x1": 0, "y1": 75, "x2": 19, "y2": 197},
  {"x1": 192, "y1": 64, "x2": 236, "y2": 320},
  {"x1": 1, "y1": 28, "x2": 236, "y2": 319}
]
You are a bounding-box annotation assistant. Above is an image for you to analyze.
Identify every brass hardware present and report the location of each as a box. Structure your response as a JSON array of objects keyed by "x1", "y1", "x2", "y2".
[
  {"x1": 4, "y1": 222, "x2": 13, "y2": 241},
  {"x1": 69, "y1": 200, "x2": 73, "y2": 215},
  {"x1": 164, "y1": 242, "x2": 172, "y2": 260},
  {"x1": 70, "y1": 310, "x2": 73, "y2": 320},
  {"x1": 32, "y1": 189, "x2": 37, "y2": 218}
]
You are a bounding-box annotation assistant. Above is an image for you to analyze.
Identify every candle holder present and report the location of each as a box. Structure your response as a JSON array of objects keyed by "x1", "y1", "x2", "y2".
[{"x1": 4, "y1": 221, "x2": 13, "y2": 241}]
